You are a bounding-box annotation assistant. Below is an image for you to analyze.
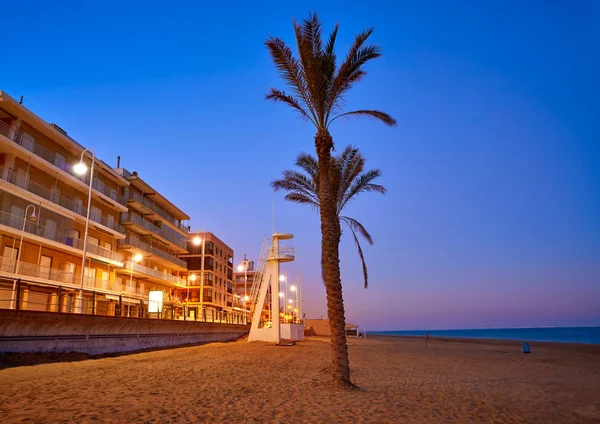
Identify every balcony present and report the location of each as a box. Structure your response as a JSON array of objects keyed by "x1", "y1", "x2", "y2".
[
  {"x1": 0, "y1": 257, "x2": 140, "y2": 296},
  {"x1": 119, "y1": 234, "x2": 187, "y2": 268},
  {"x1": 0, "y1": 165, "x2": 125, "y2": 235},
  {"x1": 0, "y1": 207, "x2": 123, "y2": 263},
  {"x1": 152, "y1": 246, "x2": 187, "y2": 268},
  {"x1": 268, "y1": 246, "x2": 295, "y2": 263},
  {"x1": 0, "y1": 120, "x2": 127, "y2": 207},
  {"x1": 120, "y1": 212, "x2": 186, "y2": 250},
  {"x1": 126, "y1": 188, "x2": 188, "y2": 233},
  {"x1": 124, "y1": 261, "x2": 186, "y2": 286}
]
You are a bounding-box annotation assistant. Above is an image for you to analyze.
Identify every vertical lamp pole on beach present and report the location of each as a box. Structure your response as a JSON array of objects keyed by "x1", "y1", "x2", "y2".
[
  {"x1": 10, "y1": 204, "x2": 37, "y2": 309},
  {"x1": 279, "y1": 273, "x2": 287, "y2": 322},
  {"x1": 290, "y1": 284, "x2": 297, "y2": 323},
  {"x1": 193, "y1": 234, "x2": 206, "y2": 320},
  {"x1": 73, "y1": 148, "x2": 95, "y2": 313},
  {"x1": 237, "y1": 254, "x2": 250, "y2": 321},
  {"x1": 129, "y1": 252, "x2": 143, "y2": 292}
]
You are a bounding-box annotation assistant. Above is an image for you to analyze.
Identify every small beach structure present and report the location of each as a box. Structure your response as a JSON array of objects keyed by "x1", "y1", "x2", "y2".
[
  {"x1": 305, "y1": 319, "x2": 360, "y2": 337},
  {"x1": 247, "y1": 232, "x2": 304, "y2": 343}
]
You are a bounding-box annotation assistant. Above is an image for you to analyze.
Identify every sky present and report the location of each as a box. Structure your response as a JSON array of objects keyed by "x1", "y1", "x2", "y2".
[{"x1": 2, "y1": 0, "x2": 599, "y2": 330}]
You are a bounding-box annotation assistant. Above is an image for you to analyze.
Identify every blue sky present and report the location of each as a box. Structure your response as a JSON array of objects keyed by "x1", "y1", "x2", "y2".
[{"x1": 2, "y1": 0, "x2": 599, "y2": 329}]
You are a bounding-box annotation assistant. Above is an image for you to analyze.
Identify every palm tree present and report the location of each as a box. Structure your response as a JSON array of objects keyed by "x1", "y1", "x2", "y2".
[
  {"x1": 265, "y1": 13, "x2": 396, "y2": 388},
  {"x1": 272, "y1": 146, "x2": 386, "y2": 289}
]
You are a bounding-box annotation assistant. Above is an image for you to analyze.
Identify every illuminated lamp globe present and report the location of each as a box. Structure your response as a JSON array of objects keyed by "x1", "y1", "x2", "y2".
[
  {"x1": 73, "y1": 162, "x2": 88, "y2": 175},
  {"x1": 193, "y1": 236, "x2": 201, "y2": 246}
]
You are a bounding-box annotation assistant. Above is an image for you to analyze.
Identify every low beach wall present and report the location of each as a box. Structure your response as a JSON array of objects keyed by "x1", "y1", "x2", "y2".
[{"x1": 0, "y1": 309, "x2": 249, "y2": 354}]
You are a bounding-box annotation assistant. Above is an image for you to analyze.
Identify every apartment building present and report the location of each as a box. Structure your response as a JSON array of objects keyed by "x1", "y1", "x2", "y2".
[
  {"x1": 0, "y1": 91, "x2": 192, "y2": 318},
  {"x1": 114, "y1": 168, "x2": 190, "y2": 316},
  {"x1": 178, "y1": 232, "x2": 234, "y2": 321},
  {"x1": 0, "y1": 91, "x2": 130, "y2": 314}
]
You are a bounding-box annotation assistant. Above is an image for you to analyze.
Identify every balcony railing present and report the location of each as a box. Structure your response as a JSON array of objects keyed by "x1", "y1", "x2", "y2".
[
  {"x1": 120, "y1": 212, "x2": 186, "y2": 249},
  {"x1": 0, "y1": 120, "x2": 126, "y2": 206},
  {"x1": 0, "y1": 165, "x2": 125, "y2": 234},
  {"x1": 119, "y1": 234, "x2": 187, "y2": 268},
  {"x1": 268, "y1": 246, "x2": 295, "y2": 261},
  {"x1": 0, "y1": 257, "x2": 142, "y2": 296},
  {"x1": 151, "y1": 246, "x2": 187, "y2": 268},
  {"x1": 119, "y1": 233, "x2": 152, "y2": 252},
  {"x1": 0, "y1": 207, "x2": 123, "y2": 263},
  {"x1": 126, "y1": 188, "x2": 189, "y2": 233},
  {"x1": 124, "y1": 261, "x2": 186, "y2": 286}
]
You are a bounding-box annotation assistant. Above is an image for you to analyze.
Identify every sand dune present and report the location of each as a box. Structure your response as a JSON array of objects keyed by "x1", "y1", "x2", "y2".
[{"x1": 1, "y1": 335, "x2": 599, "y2": 423}]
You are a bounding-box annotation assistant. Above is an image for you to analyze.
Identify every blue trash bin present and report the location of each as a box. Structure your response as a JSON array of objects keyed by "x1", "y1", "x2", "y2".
[{"x1": 523, "y1": 342, "x2": 531, "y2": 354}]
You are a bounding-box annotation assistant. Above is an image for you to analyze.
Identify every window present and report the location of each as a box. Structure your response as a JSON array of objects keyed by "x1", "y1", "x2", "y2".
[
  {"x1": 59, "y1": 262, "x2": 76, "y2": 284},
  {"x1": 39, "y1": 255, "x2": 52, "y2": 279},
  {"x1": 2, "y1": 246, "x2": 18, "y2": 273},
  {"x1": 21, "y1": 132, "x2": 35, "y2": 151},
  {"x1": 84, "y1": 267, "x2": 96, "y2": 287}
]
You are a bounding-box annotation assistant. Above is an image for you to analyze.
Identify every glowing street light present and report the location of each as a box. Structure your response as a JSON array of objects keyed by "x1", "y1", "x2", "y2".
[
  {"x1": 73, "y1": 148, "x2": 95, "y2": 313},
  {"x1": 11, "y1": 204, "x2": 37, "y2": 309},
  {"x1": 193, "y1": 236, "x2": 201, "y2": 246}
]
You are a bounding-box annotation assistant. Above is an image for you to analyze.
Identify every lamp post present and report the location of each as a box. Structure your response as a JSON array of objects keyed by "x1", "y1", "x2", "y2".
[
  {"x1": 279, "y1": 273, "x2": 287, "y2": 317},
  {"x1": 10, "y1": 204, "x2": 37, "y2": 309},
  {"x1": 73, "y1": 148, "x2": 95, "y2": 313},
  {"x1": 290, "y1": 284, "x2": 297, "y2": 323},
  {"x1": 193, "y1": 234, "x2": 205, "y2": 320},
  {"x1": 188, "y1": 273, "x2": 196, "y2": 301},
  {"x1": 129, "y1": 252, "x2": 143, "y2": 292},
  {"x1": 237, "y1": 254, "x2": 250, "y2": 321}
]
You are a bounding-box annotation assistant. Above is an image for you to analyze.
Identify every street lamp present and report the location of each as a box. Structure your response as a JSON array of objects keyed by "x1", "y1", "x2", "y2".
[
  {"x1": 73, "y1": 148, "x2": 95, "y2": 313},
  {"x1": 188, "y1": 273, "x2": 196, "y2": 301},
  {"x1": 129, "y1": 252, "x2": 143, "y2": 292},
  {"x1": 192, "y1": 233, "x2": 206, "y2": 320},
  {"x1": 10, "y1": 204, "x2": 37, "y2": 309},
  {"x1": 237, "y1": 254, "x2": 250, "y2": 317},
  {"x1": 279, "y1": 273, "x2": 287, "y2": 317}
]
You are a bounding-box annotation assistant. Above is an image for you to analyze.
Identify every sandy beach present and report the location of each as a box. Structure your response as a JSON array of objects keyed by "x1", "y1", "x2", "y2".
[{"x1": 1, "y1": 335, "x2": 599, "y2": 423}]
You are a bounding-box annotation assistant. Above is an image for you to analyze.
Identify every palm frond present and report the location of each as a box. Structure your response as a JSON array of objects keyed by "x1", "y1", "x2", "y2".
[
  {"x1": 295, "y1": 153, "x2": 319, "y2": 181},
  {"x1": 271, "y1": 170, "x2": 319, "y2": 206},
  {"x1": 341, "y1": 216, "x2": 370, "y2": 288},
  {"x1": 340, "y1": 216, "x2": 374, "y2": 245},
  {"x1": 294, "y1": 14, "x2": 327, "y2": 125},
  {"x1": 265, "y1": 88, "x2": 315, "y2": 125},
  {"x1": 284, "y1": 192, "x2": 320, "y2": 210},
  {"x1": 326, "y1": 28, "x2": 380, "y2": 120},
  {"x1": 264, "y1": 37, "x2": 318, "y2": 123},
  {"x1": 329, "y1": 109, "x2": 397, "y2": 127},
  {"x1": 340, "y1": 169, "x2": 386, "y2": 210}
]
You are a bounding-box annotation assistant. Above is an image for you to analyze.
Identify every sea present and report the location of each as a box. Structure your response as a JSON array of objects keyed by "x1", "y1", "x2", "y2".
[{"x1": 371, "y1": 327, "x2": 600, "y2": 344}]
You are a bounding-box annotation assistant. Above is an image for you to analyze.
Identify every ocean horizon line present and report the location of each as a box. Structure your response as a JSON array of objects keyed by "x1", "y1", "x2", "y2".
[{"x1": 370, "y1": 325, "x2": 600, "y2": 332}]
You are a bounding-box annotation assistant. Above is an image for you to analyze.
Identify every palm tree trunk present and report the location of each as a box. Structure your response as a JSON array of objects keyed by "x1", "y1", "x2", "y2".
[{"x1": 315, "y1": 129, "x2": 353, "y2": 388}]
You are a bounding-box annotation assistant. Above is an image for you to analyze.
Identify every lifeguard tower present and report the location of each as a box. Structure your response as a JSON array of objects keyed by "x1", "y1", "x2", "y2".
[{"x1": 247, "y1": 233, "x2": 304, "y2": 343}]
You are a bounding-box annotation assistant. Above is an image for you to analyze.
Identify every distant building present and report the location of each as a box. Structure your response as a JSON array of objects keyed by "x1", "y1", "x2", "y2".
[
  {"x1": 305, "y1": 319, "x2": 360, "y2": 337},
  {"x1": 177, "y1": 232, "x2": 238, "y2": 321}
]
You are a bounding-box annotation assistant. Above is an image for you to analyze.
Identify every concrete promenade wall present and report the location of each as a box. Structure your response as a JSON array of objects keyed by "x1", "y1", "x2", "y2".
[{"x1": 0, "y1": 309, "x2": 249, "y2": 354}]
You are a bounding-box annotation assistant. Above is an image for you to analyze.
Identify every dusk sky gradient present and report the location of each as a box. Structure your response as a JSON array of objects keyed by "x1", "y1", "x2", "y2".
[{"x1": 2, "y1": 0, "x2": 599, "y2": 330}]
